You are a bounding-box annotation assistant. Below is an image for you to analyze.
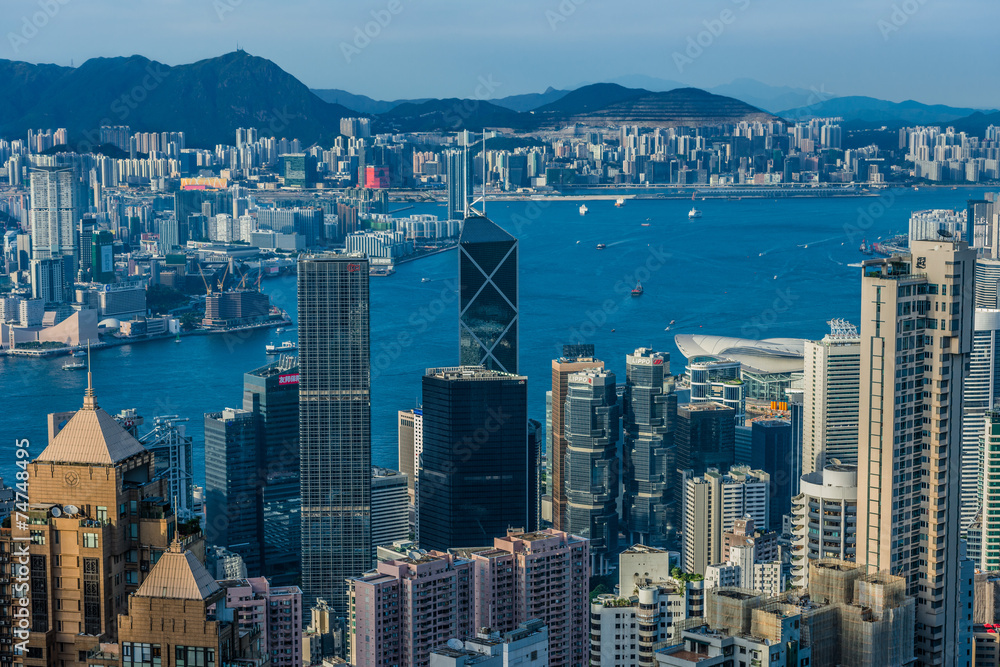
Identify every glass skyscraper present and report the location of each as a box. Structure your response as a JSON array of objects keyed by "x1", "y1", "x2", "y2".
[
  {"x1": 418, "y1": 366, "x2": 529, "y2": 552},
  {"x1": 204, "y1": 407, "x2": 264, "y2": 575},
  {"x1": 459, "y1": 215, "x2": 518, "y2": 374},
  {"x1": 244, "y1": 356, "x2": 301, "y2": 587},
  {"x1": 564, "y1": 367, "x2": 619, "y2": 574},
  {"x1": 622, "y1": 348, "x2": 677, "y2": 547},
  {"x1": 298, "y1": 253, "x2": 371, "y2": 614}
]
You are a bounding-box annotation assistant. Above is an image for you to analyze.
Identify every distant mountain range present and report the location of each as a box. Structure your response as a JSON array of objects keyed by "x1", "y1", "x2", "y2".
[
  {"x1": 0, "y1": 51, "x2": 995, "y2": 148},
  {"x1": 778, "y1": 95, "x2": 997, "y2": 126}
]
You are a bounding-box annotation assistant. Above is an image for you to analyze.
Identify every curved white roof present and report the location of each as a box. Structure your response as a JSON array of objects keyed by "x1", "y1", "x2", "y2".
[{"x1": 674, "y1": 334, "x2": 808, "y2": 374}]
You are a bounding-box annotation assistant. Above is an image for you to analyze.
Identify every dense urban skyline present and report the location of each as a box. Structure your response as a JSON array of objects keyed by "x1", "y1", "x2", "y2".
[{"x1": 4, "y1": 0, "x2": 1000, "y2": 107}]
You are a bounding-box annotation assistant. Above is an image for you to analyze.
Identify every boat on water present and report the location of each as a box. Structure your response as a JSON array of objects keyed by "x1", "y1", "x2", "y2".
[
  {"x1": 265, "y1": 341, "x2": 298, "y2": 354},
  {"x1": 688, "y1": 208, "x2": 702, "y2": 219},
  {"x1": 421, "y1": 277, "x2": 432, "y2": 282},
  {"x1": 276, "y1": 327, "x2": 286, "y2": 334},
  {"x1": 174, "y1": 335, "x2": 181, "y2": 343},
  {"x1": 62, "y1": 361, "x2": 85, "y2": 370},
  {"x1": 72, "y1": 350, "x2": 86, "y2": 357},
  {"x1": 640, "y1": 223, "x2": 650, "y2": 227},
  {"x1": 669, "y1": 319, "x2": 676, "y2": 325},
  {"x1": 596, "y1": 243, "x2": 607, "y2": 250},
  {"x1": 631, "y1": 280, "x2": 643, "y2": 297},
  {"x1": 579, "y1": 204, "x2": 589, "y2": 215},
  {"x1": 614, "y1": 198, "x2": 625, "y2": 207}
]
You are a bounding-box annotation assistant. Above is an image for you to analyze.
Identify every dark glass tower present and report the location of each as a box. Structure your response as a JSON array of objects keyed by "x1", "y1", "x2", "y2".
[
  {"x1": 459, "y1": 215, "x2": 518, "y2": 374},
  {"x1": 564, "y1": 368, "x2": 619, "y2": 574},
  {"x1": 750, "y1": 418, "x2": 796, "y2": 531},
  {"x1": 204, "y1": 407, "x2": 264, "y2": 575},
  {"x1": 244, "y1": 356, "x2": 301, "y2": 587},
  {"x1": 675, "y1": 402, "x2": 736, "y2": 517},
  {"x1": 298, "y1": 254, "x2": 371, "y2": 613},
  {"x1": 418, "y1": 366, "x2": 528, "y2": 551},
  {"x1": 622, "y1": 348, "x2": 677, "y2": 547}
]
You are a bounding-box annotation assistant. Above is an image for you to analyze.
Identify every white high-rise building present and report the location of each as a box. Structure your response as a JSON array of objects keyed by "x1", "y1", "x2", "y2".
[
  {"x1": 371, "y1": 467, "x2": 409, "y2": 556},
  {"x1": 682, "y1": 466, "x2": 769, "y2": 576},
  {"x1": 29, "y1": 165, "x2": 80, "y2": 270},
  {"x1": 790, "y1": 463, "x2": 857, "y2": 589},
  {"x1": 802, "y1": 319, "x2": 861, "y2": 474},
  {"x1": 962, "y1": 309, "x2": 1000, "y2": 528},
  {"x1": 857, "y1": 240, "x2": 974, "y2": 666}
]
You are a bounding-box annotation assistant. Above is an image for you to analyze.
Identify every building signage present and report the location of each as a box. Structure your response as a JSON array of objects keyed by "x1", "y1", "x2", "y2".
[{"x1": 279, "y1": 373, "x2": 300, "y2": 385}]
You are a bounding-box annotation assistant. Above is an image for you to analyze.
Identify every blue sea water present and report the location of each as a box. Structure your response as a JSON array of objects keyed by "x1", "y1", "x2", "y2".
[{"x1": 0, "y1": 187, "x2": 988, "y2": 484}]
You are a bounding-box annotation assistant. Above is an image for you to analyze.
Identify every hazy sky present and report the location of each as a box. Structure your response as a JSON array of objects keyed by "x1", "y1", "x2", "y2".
[{"x1": 5, "y1": 0, "x2": 999, "y2": 107}]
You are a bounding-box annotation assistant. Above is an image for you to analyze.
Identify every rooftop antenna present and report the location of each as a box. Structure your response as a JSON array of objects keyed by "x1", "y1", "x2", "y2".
[
  {"x1": 467, "y1": 129, "x2": 488, "y2": 218},
  {"x1": 83, "y1": 340, "x2": 97, "y2": 410},
  {"x1": 171, "y1": 494, "x2": 182, "y2": 551}
]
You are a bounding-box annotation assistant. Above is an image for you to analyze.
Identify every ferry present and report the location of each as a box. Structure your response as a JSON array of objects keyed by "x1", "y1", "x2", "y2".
[
  {"x1": 72, "y1": 350, "x2": 86, "y2": 357},
  {"x1": 579, "y1": 204, "x2": 588, "y2": 215},
  {"x1": 596, "y1": 243, "x2": 607, "y2": 250},
  {"x1": 688, "y1": 208, "x2": 702, "y2": 219},
  {"x1": 614, "y1": 198, "x2": 625, "y2": 207},
  {"x1": 265, "y1": 341, "x2": 298, "y2": 354},
  {"x1": 421, "y1": 278, "x2": 432, "y2": 282},
  {"x1": 62, "y1": 361, "x2": 86, "y2": 370},
  {"x1": 640, "y1": 223, "x2": 650, "y2": 227},
  {"x1": 631, "y1": 280, "x2": 643, "y2": 297}
]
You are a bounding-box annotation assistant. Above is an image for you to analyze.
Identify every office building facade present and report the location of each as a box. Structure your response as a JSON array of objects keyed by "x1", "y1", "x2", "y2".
[
  {"x1": 298, "y1": 253, "x2": 371, "y2": 613},
  {"x1": 550, "y1": 345, "x2": 604, "y2": 532},
  {"x1": 749, "y1": 418, "x2": 796, "y2": 531},
  {"x1": 418, "y1": 366, "x2": 529, "y2": 551},
  {"x1": 243, "y1": 356, "x2": 301, "y2": 586},
  {"x1": 371, "y1": 467, "x2": 409, "y2": 553},
  {"x1": 622, "y1": 348, "x2": 677, "y2": 547},
  {"x1": 458, "y1": 216, "x2": 518, "y2": 374},
  {"x1": 961, "y1": 309, "x2": 1000, "y2": 528},
  {"x1": 790, "y1": 463, "x2": 858, "y2": 589},
  {"x1": 204, "y1": 408, "x2": 264, "y2": 575},
  {"x1": 564, "y1": 368, "x2": 620, "y2": 573}
]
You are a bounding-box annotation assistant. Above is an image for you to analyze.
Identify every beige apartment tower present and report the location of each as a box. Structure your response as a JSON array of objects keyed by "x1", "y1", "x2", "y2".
[{"x1": 857, "y1": 240, "x2": 974, "y2": 666}]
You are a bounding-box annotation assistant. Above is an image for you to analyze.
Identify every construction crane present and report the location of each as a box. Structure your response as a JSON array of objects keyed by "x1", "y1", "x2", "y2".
[
  {"x1": 198, "y1": 264, "x2": 212, "y2": 296},
  {"x1": 217, "y1": 262, "x2": 230, "y2": 293}
]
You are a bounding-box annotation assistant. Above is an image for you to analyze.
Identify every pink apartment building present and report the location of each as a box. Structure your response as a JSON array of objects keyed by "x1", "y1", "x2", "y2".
[
  {"x1": 349, "y1": 551, "x2": 474, "y2": 667},
  {"x1": 350, "y1": 530, "x2": 589, "y2": 667},
  {"x1": 221, "y1": 577, "x2": 304, "y2": 667}
]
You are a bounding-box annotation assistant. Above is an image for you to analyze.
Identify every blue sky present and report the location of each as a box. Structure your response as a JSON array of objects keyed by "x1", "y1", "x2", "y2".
[{"x1": 4, "y1": 0, "x2": 998, "y2": 107}]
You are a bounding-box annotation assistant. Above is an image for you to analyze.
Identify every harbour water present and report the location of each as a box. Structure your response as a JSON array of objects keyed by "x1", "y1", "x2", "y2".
[{"x1": 0, "y1": 187, "x2": 986, "y2": 483}]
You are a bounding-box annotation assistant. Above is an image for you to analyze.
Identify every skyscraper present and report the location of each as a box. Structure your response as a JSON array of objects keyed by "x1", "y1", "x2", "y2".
[
  {"x1": 564, "y1": 367, "x2": 620, "y2": 573},
  {"x1": 551, "y1": 345, "x2": 604, "y2": 532},
  {"x1": 458, "y1": 215, "x2": 518, "y2": 374},
  {"x1": 676, "y1": 403, "x2": 736, "y2": 479},
  {"x1": 622, "y1": 348, "x2": 677, "y2": 546},
  {"x1": 204, "y1": 407, "x2": 264, "y2": 575},
  {"x1": 749, "y1": 418, "x2": 796, "y2": 531},
  {"x1": 2, "y1": 371, "x2": 184, "y2": 665},
  {"x1": 244, "y1": 356, "x2": 301, "y2": 586},
  {"x1": 298, "y1": 253, "x2": 371, "y2": 614},
  {"x1": 857, "y1": 240, "x2": 974, "y2": 665},
  {"x1": 29, "y1": 165, "x2": 82, "y2": 272},
  {"x1": 961, "y1": 309, "x2": 1000, "y2": 529},
  {"x1": 397, "y1": 408, "x2": 421, "y2": 506},
  {"x1": 802, "y1": 320, "x2": 861, "y2": 475},
  {"x1": 445, "y1": 149, "x2": 472, "y2": 221},
  {"x1": 418, "y1": 366, "x2": 529, "y2": 551}
]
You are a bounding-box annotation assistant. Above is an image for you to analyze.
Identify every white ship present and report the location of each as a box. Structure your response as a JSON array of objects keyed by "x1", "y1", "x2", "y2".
[
  {"x1": 614, "y1": 198, "x2": 625, "y2": 207},
  {"x1": 265, "y1": 341, "x2": 298, "y2": 354},
  {"x1": 579, "y1": 204, "x2": 588, "y2": 215},
  {"x1": 688, "y1": 207, "x2": 702, "y2": 219}
]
